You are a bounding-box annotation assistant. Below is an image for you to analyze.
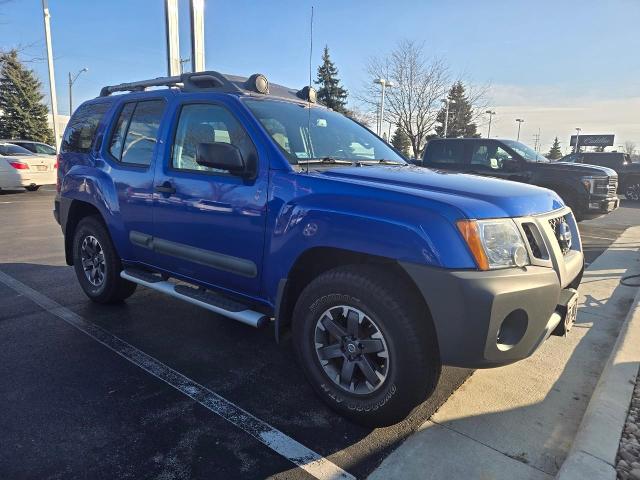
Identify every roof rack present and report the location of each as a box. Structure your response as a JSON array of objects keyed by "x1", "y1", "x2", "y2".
[{"x1": 99, "y1": 71, "x2": 242, "y2": 97}]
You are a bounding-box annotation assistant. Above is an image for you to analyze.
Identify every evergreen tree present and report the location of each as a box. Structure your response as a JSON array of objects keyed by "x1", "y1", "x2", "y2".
[
  {"x1": 434, "y1": 81, "x2": 479, "y2": 138},
  {"x1": 0, "y1": 50, "x2": 54, "y2": 144},
  {"x1": 547, "y1": 136, "x2": 562, "y2": 159},
  {"x1": 315, "y1": 45, "x2": 348, "y2": 114},
  {"x1": 391, "y1": 127, "x2": 411, "y2": 156}
]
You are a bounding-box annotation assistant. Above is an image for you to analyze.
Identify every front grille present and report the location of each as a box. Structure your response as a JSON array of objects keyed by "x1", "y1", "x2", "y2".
[
  {"x1": 594, "y1": 176, "x2": 618, "y2": 196},
  {"x1": 522, "y1": 223, "x2": 543, "y2": 258},
  {"x1": 548, "y1": 214, "x2": 571, "y2": 255},
  {"x1": 608, "y1": 176, "x2": 618, "y2": 196}
]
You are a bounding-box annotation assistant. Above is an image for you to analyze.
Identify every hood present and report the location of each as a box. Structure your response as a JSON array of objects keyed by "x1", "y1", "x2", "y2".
[
  {"x1": 319, "y1": 165, "x2": 565, "y2": 219},
  {"x1": 551, "y1": 161, "x2": 617, "y2": 177}
]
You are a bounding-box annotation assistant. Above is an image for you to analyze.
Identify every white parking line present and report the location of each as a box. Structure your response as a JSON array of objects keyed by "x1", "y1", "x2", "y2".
[{"x1": 0, "y1": 270, "x2": 354, "y2": 480}]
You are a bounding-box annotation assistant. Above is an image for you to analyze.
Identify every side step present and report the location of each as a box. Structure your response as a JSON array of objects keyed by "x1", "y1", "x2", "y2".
[{"x1": 121, "y1": 269, "x2": 269, "y2": 328}]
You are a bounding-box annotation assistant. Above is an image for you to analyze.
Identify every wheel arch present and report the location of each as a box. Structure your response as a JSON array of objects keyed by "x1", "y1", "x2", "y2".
[
  {"x1": 274, "y1": 246, "x2": 434, "y2": 343},
  {"x1": 63, "y1": 200, "x2": 108, "y2": 265}
]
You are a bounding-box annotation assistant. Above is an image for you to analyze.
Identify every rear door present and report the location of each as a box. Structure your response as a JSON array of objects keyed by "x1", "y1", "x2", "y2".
[{"x1": 98, "y1": 96, "x2": 168, "y2": 264}]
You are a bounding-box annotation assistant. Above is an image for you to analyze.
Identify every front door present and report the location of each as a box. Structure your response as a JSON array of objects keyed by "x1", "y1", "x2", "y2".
[
  {"x1": 151, "y1": 99, "x2": 268, "y2": 298},
  {"x1": 466, "y1": 140, "x2": 529, "y2": 182}
]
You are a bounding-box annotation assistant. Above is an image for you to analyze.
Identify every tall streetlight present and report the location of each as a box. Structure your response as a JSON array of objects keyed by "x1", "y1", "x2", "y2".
[
  {"x1": 515, "y1": 118, "x2": 525, "y2": 141},
  {"x1": 575, "y1": 127, "x2": 582, "y2": 153},
  {"x1": 42, "y1": 0, "x2": 60, "y2": 151},
  {"x1": 373, "y1": 78, "x2": 394, "y2": 136},
  {"x1": 441, "y1": 98, "x2": 455, "y2": 137},
  {"x1": 68, "y1": 67, "x2": 88, "y2": 114},
  {"x1": 485, "y1": 110, "x2": 496, "y2": 138}
]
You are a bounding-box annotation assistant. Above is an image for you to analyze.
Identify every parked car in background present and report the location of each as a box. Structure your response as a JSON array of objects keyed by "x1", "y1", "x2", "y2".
[
  {"x1": 0, "y1": 142, "x2": 57, "y2": 191},
  {"x1": 0, "y1": 139, "x2": 56, "y2": 156},
  {"x1": 559, "y1": 151, "x2": 640, "y2": 201},
  {"x1": 55, "y1": 71, "x2": 585, "y2": 426},
  {"x1": 417, "y1": 138, "x2": 619, "y2": 220}
]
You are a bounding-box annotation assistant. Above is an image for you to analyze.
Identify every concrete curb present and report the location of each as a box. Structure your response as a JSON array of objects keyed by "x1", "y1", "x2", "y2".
[{"x1": 556, "y1": 287, "x2": 640, "y2": 480}]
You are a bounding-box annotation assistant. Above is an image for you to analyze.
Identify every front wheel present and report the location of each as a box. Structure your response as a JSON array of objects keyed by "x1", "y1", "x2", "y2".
[
  {"x1": 25, "y1": 185, "x2": 40, "y2": 191},
  {"x1": 292, "y1": 265, "x2": 440, "y2": 427},
  {"x1": 72, "y1": 215, "x2": 137, "y2": 304}
]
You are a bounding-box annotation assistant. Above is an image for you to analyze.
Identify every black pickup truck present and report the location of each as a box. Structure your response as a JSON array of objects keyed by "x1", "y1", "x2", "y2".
[
  {"x1": 417, "y1": 138, "x2": 619, "y2": 220},
  {"x1": 559, "y1": 152, "x2": 640, "y2": 201}
]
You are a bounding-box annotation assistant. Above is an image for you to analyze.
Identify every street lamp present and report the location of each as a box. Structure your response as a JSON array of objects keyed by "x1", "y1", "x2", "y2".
[
  {"x1": 515, "y1": 118, "x2": 525, "y2": 141},
  {"x1": 485, "y1": 110, "x2": 496, "y2": 138},
  {"x1": 575, "y1": 127, "x2": 582, "y2": 153},
  {"x1": 441, "y1": 98, "x2": 455, "y2": 138},
  {"x1": 68, "y1": 67, "x2": 88, "y2": 114},
  {"x1": 373, "y1": 78, "x2": 394, "y2": 136}
]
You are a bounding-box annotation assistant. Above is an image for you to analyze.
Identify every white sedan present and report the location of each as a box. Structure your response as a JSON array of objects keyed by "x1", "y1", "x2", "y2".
[{"x1": 0, "y1": 143, "x2": 57, "y2": 191}]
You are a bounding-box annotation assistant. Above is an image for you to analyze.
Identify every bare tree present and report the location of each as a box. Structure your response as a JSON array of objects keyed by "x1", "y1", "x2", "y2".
[
  {"x1": 624, "y1": 141, "x2": 636, "y2": 156},
  {"x1": 360, "y1": 40, "x2": 449, "y2": 157}
]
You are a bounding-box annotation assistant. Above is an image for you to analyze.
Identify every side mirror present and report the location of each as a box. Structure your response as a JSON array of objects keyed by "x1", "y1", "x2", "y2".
[{"x1": 196, "y1": 142, "x2": 248, "y2": 176}]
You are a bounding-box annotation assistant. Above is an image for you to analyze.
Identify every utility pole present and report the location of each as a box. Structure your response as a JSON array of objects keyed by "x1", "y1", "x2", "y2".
[
  {"x1": 515, "y1": 118, "x2": 525, "y2": 141},
  {"x1": 41, "y1": 0, "x2": 60, "y2": 151},
  {"x1": 190, "y1": 0, "x2": 205, "y2": 72},
  {"x1": 485, "y1": 110, "x2": 495, "y2": 138},
  {"x1": 442, "y1": 98, "x2": 455, "y2": 138},
  {"x1": 575, "y1": 127, "x2": 582, "y2": 154},
  {"x1": 68, "y1": 68, "x2": 88, "y2": 115}
]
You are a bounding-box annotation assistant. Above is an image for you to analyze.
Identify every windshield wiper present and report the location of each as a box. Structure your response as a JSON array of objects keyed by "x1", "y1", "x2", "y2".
[
  {"x1": 298, "y1": 157, "x2": 356, "y2": 165},
  {"x1": 358, "y1": 159, "x2": 406, "y2": 165}
]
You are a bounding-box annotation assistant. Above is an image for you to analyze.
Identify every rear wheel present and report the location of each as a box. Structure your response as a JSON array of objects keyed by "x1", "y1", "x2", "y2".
[
  {"x1": 72, "y1": 215, "x2": 137, "y2": 304},
  {"x1": 292, "y1": 265, "x2": 440, "y2": 427},
  {"x1": 25, "y1": 185, "x2": 40, "y2": 191}
]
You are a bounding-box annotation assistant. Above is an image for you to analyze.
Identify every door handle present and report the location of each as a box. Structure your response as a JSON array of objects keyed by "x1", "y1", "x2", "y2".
[{"x1": 155, "y1": 182, "x2": 176, "y2": 195}]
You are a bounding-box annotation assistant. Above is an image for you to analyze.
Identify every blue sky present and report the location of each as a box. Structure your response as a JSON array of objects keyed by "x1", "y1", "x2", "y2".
[{"x1": 1, "y1": 0, "x2": 639, "y2": 149}]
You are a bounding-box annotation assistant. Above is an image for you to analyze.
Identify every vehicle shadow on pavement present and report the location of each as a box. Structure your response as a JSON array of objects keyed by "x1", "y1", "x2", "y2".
[
  {"x1": 371, "y1": 240, "x2": 640, "y2": 479},
  {"x1": 0, "y1": 261, "x2": 473, "y2": 480}
]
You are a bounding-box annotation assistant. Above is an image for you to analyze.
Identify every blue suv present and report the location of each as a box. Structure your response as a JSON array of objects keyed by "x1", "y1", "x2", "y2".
[{"x1": 55, "y1": 71, "x2": 584, "y2": 426}]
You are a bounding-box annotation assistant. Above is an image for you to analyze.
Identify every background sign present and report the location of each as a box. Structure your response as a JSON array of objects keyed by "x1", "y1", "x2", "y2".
[{"x1": 570, "y1": 134, "x2": 615, "y2": 147}]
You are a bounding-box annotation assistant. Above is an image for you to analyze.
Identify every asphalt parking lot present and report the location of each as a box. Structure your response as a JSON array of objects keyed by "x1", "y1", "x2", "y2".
[{"x1": 1, "y1": 188, "x2": 638, "y2": 480}]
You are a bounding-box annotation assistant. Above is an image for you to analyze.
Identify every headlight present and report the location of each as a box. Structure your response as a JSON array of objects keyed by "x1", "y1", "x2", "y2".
[
  {"x1": 581, "y1": 176, "x2": 608, "y2": 194},
  {"x1": 457, "y1": 219, "x2": 529, "y2": 270}
]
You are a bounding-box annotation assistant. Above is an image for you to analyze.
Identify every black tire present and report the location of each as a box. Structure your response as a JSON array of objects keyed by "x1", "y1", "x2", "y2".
[
  {"x1": 72, "y1": 215, "x2": 137, "y2": 304},
  {"x1": 292, "y1": 265, "x2": 441, "y2": 427},
  {"x1": 25, "y1": 185, "x2": 40, "y2": 191}
]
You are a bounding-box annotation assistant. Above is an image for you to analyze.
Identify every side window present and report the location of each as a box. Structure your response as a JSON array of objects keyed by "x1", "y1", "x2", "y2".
[
  {"x1": 172, "y1": 104, "x2": 257, "y2": 173},
  {"x1": 471, "y1": 143, "x2": 513, "y2": 170},
  {"x1": 426, "y1": 141, "x2": 465, "y2": 164},
  {"x1": 108, "y1": 100, "x2": 165, "y2": 166},
  {"x1": 61, "y1": 102, "x2": 110, "y2": 153},
  {"x1": 35, "y1": 143, "x2": 56, "y2": 155}
]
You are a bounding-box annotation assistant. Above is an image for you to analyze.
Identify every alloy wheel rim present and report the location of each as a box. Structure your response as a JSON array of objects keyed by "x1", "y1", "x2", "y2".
[
  {"x1": 314, "y1": 305, "x2": 389, "y2": 395},
  {"x1": 627, "y1": 183, "x2": 640, "y2": 201},
  {"x1": 81, "y1": 235, "x2": 106, "y2": 287}
]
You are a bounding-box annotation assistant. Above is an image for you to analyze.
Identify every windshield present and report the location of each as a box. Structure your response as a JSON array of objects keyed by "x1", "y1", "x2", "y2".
[
  {"x1": 0, "y1": 144, "x2": 34, "y2": 156},
  {"x1": 502, "y1": 140, "x2": 549, "y2": 163},
  {"x1": 244, "y1": 99, "x2": 405, "y2": 165}
]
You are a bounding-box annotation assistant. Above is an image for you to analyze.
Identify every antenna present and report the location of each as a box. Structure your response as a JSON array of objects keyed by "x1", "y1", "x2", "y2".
[{"x1": 305, "y1": 5, "x2": 314, "y2": 174}]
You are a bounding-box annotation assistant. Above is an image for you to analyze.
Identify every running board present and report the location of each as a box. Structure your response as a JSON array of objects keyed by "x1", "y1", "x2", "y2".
[{"x1": 121, "y1": 269, "x2": 269, "y2": 328}]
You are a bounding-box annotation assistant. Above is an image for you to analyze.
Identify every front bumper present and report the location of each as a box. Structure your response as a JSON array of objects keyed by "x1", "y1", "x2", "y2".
[
  {"x1": 587, "y1": 195, "x2": 619, "y2": 213},
  {"x1": 401, "y1": 262, "x2": 583, "y2": 368}
]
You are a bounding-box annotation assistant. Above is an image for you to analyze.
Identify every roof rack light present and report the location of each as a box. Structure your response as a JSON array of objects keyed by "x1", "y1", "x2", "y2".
[
  {"x1": 296, "y1": 86, "x2": 317, "y2": 103},
  {"x1": 245, "y1": 74, "x2": 269, "y2": 94}
]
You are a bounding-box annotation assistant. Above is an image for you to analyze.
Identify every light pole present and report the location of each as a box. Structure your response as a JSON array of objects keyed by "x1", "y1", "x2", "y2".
[
  {"x1": 68, "y1": 67, "x2": 88, "y2": 114},
  {"x1": 441, "y1": 98, "x2": 455, "y2": 137},
  {"x1": 373, "y1": 78, "x2": 394, "y2": 136},
  {"x1": 485, "y1": 110, "x2": 496, "y2": 138},
  {"x1": 515, "y1": 118, "x2": 525, "y2": 141},
  {"x1": 42, "y1": 0, "x2": 60, "y2": 151},
  {"x1": 575, "y1": 127, "x2": 582, "y2": 153}
]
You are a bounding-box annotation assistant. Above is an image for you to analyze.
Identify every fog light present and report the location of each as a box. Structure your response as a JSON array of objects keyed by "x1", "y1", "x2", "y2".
[
  {"x1": 497, "y1": 309, "x2": 528, "y2": 351},
  {"x1": 589, "y1": 202, "x2": 601, "y2": 209},
  {"x1": 512, "y1": 245, "x2": 528, "y2": 268}
]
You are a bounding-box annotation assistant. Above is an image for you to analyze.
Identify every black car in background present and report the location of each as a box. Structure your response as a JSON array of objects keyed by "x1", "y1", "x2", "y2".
[
  {"x1": 417, "y1": 138, "x2": 619, "y2": 220},
  {"x1": 559, "y1": 152, "x2": 640, "y2": 201}
]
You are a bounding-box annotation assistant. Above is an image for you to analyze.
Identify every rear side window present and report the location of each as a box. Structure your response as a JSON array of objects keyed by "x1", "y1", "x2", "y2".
[
  {"x1": 61, "y1": 102, "x2": 110, "y2": 153},
  {"x1": 108, "y1": 100, "x2": 165, "y2": 166},
  {"x1": 425, "y1": 141, "x2": 465, "y2": 164}
]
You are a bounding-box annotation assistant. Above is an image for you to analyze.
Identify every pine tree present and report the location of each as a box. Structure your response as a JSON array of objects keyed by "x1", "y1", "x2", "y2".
[
  {"x1": 547, "y1": 136, "x2": 562, "y2": 159},
  {"x1": 0, "y1": 50, "x2": 54, "y2": 144},
  {"x1": 434, "y1": 81, "x2": 479, "y2": 138},
  {"x1": 391, "y1": 127, "x2": 411, "y2": 156},
  {"x1": 315, "y1": 45, "x2": 348, "y2": 114}
]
